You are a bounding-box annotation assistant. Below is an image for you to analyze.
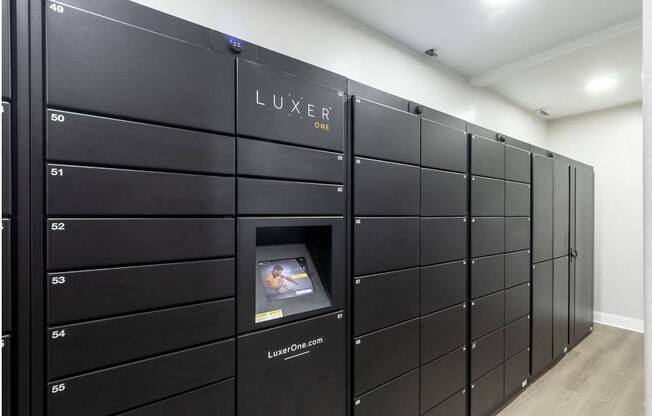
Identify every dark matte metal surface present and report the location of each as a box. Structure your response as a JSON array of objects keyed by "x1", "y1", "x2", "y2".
[
  {"x1": 354, "y1": 319, "x2": 419, "y2": 395},
  {"x1": 533, "y1": 154, "x2": 554, "y2": 262},
  {"x1": 471, "y1": 217, "x2": 505, "y2": 258},
  {"x1": 47, "y1": 5, "x2": 235, "y2": 133},
  {"x1": 471, "y1": 291, "x2": 504, "y2": 340},
  {"x1": 471, "y1": 135, "x2": 504, "y2": 179},
  {"x1": 354, "y1": 158, "x2": 420, "y2": 216},
  {"x1": 46, "y1": 109, "x2": 235, "y2": 175},
  {"x1": 47, "y1": 218, "x2": 235, "y2": 270},
  {"x1": 421, "y1": 217, "x2": 468, "y2": 265},
  {"x1": 354, "y1": 217, "x2": 420, "y2": 276},
  {"x1": 420, "y1": 347, "x2": 467, "y2": 412},
  {"x1": 471, "y1": 176, "x2": 504, "y2": 216},
  {"x1": 421, "y1": 303, "x2": 467, "y2": 364},
  {"x1": 354, "y1": 268, "x2": 419, "y2": 336},
  {"x1": 471, "y1": 328, "x2": 504, "y2": 381},
  {"x1": 505, "y1": 282, "x2": 530, "y2": 324},
  {"x1": 470, "y1": 364, "x2": 504, "y2": 416},
  {"x1": 532, "y1": 260, "x2": 553, "y2": 374},
  {"x1": 421, "y1": 168, "x2": 467, "y2": 216},
  {"x1": 471, "y1": 254, "x2": 505, "y2": 299},
  {"x1": 353, "y1": 369, "x2": 419, "y2": 416},
  {"x1": 505, "y1": 181, "x2": 530, "y2": 217},
  {"x1": 353, "y1": 98, "x2": 420, "y2": 165},
  {"x1": 47, "y1": 164, "x2": 235, "y2": 216},
  {"x1": 47, "y1": 340, "x2": 235, "y2": 416},
  {"x1": 504, "y1": 315, "x2": 530, "y2": 361},
  {"x1": 505, "y1": 250, "x2": 530, "y2": 288},
  {"x1": 421, "y1": 119, "x2": 467, "y2": 173},
  {"x1": 553, "y1": 256, "x2": 569, "y2": 358},
  {"x1": 505, "y1": 217, "x2": 531, "y2": 253},
  {"x1": 421, "y1": 261, "x2": 468, "y2": 315},
  {"x1": 505, "y1": 145, "x2": 530, "y2": 183}
]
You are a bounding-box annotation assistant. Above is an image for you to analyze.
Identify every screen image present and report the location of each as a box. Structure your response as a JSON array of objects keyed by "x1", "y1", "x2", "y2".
[{"x1": 257, "y1": 257, "x2": 315, "y2": 301}]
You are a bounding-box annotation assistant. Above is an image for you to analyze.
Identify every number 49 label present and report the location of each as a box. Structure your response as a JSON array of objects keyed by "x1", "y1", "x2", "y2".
[{"x1": 49, "y1": 3, "x2": 65, "y2": 13}]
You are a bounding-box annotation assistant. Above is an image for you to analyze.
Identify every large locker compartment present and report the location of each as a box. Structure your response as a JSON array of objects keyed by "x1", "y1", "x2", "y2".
[{"x1": 43, "y1": 4, "x2": 238, "y2": 415}]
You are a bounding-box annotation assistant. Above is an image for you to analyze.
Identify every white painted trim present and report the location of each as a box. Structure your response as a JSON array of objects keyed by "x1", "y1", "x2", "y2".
[
  {"x1": 470, "y1": 18, "x2": 642, "y2": 88},
  {"x1": 594, "y1": 311, "x2": 645, "y2": 333}
]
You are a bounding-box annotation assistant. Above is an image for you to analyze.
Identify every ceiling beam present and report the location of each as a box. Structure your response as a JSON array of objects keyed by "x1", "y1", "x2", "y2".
[{"x1": 470, "y1": 18, "x2": 642, "y2": 88}]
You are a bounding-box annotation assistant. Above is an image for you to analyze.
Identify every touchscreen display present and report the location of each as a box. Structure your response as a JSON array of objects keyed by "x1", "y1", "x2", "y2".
[{"x1": 257, "y1": 257, "x2": 315, "y2": 301}]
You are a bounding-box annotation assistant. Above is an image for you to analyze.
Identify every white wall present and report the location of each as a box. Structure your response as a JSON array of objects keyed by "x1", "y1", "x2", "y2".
[
  {"x1": 134, "y1": 0, "x2": 547, "y2": 146},
  {"x1": 546, "y1": 102, "x2": 644, "y2": 331}
]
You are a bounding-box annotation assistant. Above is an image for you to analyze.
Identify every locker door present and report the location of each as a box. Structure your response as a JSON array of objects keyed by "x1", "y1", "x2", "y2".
[
  {"x1": 533, "y1": 154, "x2": 553, "y2": 263},
  {"x1": 554, "y1": 160, "x2": 570, "y2": 258},
  {"x1": 532, "y1": 261, "x2": 553, "y2": 375},
  {"x1": 553, "y1": 257, "x2": 569, "y2": 358},
  {"x1": 574, "y1": 169, "x2": 594, "y2": 342}
]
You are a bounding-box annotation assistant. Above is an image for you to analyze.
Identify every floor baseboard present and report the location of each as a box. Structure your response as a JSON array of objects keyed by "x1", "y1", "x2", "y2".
[{"x1": 594, "y1": 311, "x2": 644, "y2": 333}]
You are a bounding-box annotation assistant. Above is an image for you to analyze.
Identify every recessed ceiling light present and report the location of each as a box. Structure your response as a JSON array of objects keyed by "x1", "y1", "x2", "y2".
[
  {"x1": 484, "y1": 0, "x2": 520, "y2": 8},
  {"x1": 585, "y1": 75, "x2": 618, "y2": 94}
]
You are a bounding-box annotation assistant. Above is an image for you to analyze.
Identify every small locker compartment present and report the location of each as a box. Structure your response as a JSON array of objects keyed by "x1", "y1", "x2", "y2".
[
  {"x1": 353, "y1": 369, "x2": 419, "y2": 416},
  {"x1": 422, "y1": 389, "x2": 466, "y2": 416},
  {"x1": 421, "y1": 261, "x2": 467, "y2": 315},
  {"x1": 2, "y1": 335, "x2": 10, "y2": 416},
  {"x1": 471, "y1": 176, "x2": 504, "y2": 217},
  {"x1": 504, "y1": 315, "x2": 530, "y2": 361},
  {"x1": 237, "y1": 217, "x2": 345, "y2": 332},
  {"x1": 354, "y1": 268, "x2": 419, "y2": 336},
  {"x1": 238, "y1": 178, "x2": 344, "y2": 216},
  {"x1": 505, "y1": 145, "x2": 530, "y2": 183},
  {"x1": 471, "y1": 217, "x2": 505, "y2": 258},
  {"x1": 353, "y1": 97, "x2": 420, "y2": 165},
  {"x1": 355, "y1": 217, "x2": 420, "y2": 276},
  {"x1": 420, "y1": 303, "x2": 467, "y2": 364},
  {"x1": 505, "y1": 349, "x2": 530, "y2": 398},
  {"x1": 471, "y1": 328, "x2": 504, "y2": 381},
  {"x1": 48, "y1": 259, "x2": 235, "y2": 325},
  {"x1": 532, "y1": 260, "x2": 553, "y2": 375},
  {"x1": 421, "y1": 217, "x2": 467, "y2": 265},
  {"x1": 47, "y1": 164, "x2": 235, "y2": 216},
  {"x1": 354, "y1": 319, "x2": 419, "y2": 395},
  {"x1": 471, "y1": 291, "x2": 504, "y2": 340},
  {"x1": 533, "y1": 154, "x2": 554, "y2": 263},
  {"x1": 553, "y1": 256, "x2": 570, "y2": 358},
  {"x1": 354, "y1": 158, "x2": 420, "y2": 216},
  {"x1": 505, "y1": 282, "x2": 530, "y2": 324},
  {"x1": 470, "y1": 364, "x2": 505, "y2": 416},
  {"x1": 47, "y1": 109, "x2": 236, "y2": 175},
  {"x1": 238, "y1": 59, "x2": 345, "y2": 152},
  {"x1": 471, "y1": 135, "x2": 504, "y2": 179},
  {"x1": 47, "y1": 218, "x2": 235, "y2": 270},
  {"x1": 46, "y1": 5, "x2": 235, "y2": 133},
  {"x1": 238, "y1": 138, "x2": 344, "y2": 183},
  {"x1": 505, "y1": 181, "x2": 530, "y2": 217},
  {"x1": 421, "y1": 119, "x2": 467, "y2": 173},
  {"x1": 420, "y1": 347, "x2": 467, "y2": 413},
  {"x1": 505, "y1": 217, "x2": 530, "y2": 252},
  {"x1": 47, "y1": 340, "x2": 235, "y2": 416},
  {"x1": 421, "y1": 168, "x2": 467, "y2": 216},
  {"x1": 2, "y1": 219, "x2": 10, "y2": 332},
  {"x1": 118, "y1": 379, "x2": 235, "y2": 416},
  {"x1": 48, "y1": 299, "x2": 235, "y2": 379},
  {"x1": 471, "y1": 254, "x2": 505, "y2": 299},
  {"x1": 2, "y1": 102, "x2": 10, "y2": 216},
  {"x1": 505, "y1": 250, "x2": 530, "y2": 288},
  {"x1": 238, "y1": 313, "x2": 346, "y2": 416}
]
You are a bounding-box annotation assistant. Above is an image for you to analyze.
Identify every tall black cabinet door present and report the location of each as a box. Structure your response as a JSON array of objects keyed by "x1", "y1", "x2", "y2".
[
  {"x1": 574, "y1": 169, "x2": 594, "y2": 342},
  {"x1": 532, "y1": 261, "x2": 553, "y2": 375},
  {"x1": 553, "y1": 257, "x2": 569, "y2": 358},
  {"x1": 553, "y1": 160, "x2": 570, "y2": 258},
  {"x1": 533, "y1": 155, "x2": 553, "y2": 263}
]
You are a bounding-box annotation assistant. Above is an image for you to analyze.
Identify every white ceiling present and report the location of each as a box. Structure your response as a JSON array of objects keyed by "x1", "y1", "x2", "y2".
[{"x1": 320, "y1": 0, "x2": 642, "y2": 119}]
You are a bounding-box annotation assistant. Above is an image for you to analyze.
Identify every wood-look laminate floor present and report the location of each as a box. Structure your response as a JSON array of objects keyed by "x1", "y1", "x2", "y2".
[{"x1": 498, "y1": 324, "x2": 644, "y2": 416}]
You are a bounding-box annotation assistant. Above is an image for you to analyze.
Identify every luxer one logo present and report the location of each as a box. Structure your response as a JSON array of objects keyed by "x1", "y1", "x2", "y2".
[
  {"x1": 255, "y1": 90, "x2": 333, "y2": 132},
  {"x1": 267, "y1": 337, "x2": 324, "y2": 361}
]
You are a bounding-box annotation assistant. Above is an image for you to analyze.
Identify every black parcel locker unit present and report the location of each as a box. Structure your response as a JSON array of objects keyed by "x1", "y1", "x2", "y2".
[
  {"x1": 8, "y1": 1, "x2": 596, "y2": 415},
  {"x1": 353, "y1": 95, "x2": 469, "y2": 416},
  {"x1": 235, "y1": 52, "x2": 348, "y2": 416},
  {"x1": 42, "y1": 3, "x2": 238, "y2": 415},
  {"x1": 468, "y1": 127, "x2": 532, "y2": 414}
]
